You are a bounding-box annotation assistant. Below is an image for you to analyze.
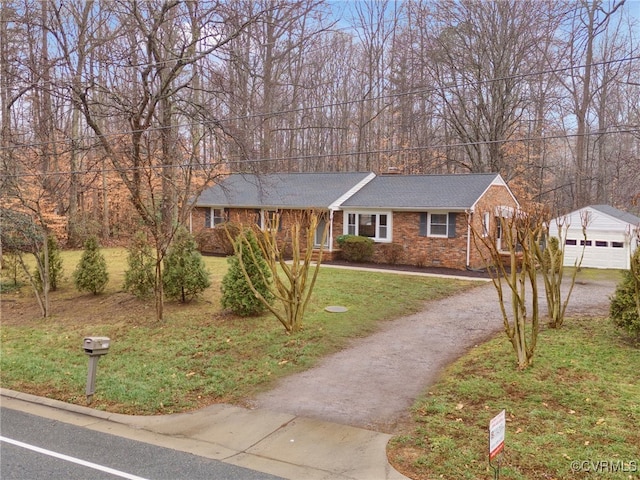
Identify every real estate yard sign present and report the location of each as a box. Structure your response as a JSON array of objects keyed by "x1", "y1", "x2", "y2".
[{"x1": 489, "y1": 409, "x2": 506, "y2": 460}]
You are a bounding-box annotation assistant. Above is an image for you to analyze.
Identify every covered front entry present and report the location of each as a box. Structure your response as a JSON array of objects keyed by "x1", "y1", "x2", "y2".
[{"x1": 314, "y1": 217, "x2": 330, "y2": 248}]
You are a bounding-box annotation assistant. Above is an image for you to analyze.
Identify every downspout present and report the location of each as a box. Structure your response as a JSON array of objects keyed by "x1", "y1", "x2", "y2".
[
  {"x1": 466, "y1": 209, "x2": 472, "y2": 269},
  {"x1": 189, "y1": 210, "x2": 193, "y2": 234},
  {"x1": 329, "y1": 209, "x2": 335, "y2": 253}
]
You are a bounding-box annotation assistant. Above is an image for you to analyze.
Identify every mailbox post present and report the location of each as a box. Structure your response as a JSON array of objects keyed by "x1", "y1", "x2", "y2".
[{"x1": 83, "y1": 336, "x2": 110, "y2": 404}]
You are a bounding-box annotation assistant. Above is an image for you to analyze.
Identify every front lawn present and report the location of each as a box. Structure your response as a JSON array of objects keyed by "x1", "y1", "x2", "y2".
[
  {"x1": 0, "y1": 249, "x2": 479, "y2": 414},
  {"x1": 387, "y1": 315, "x2": 640, "y2": 480}
]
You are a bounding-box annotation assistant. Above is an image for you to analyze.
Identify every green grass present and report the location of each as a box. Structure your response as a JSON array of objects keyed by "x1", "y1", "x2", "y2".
[
  {"x1": 0, "y1": 248, "x2": 480, "y2": 414},
  {"x1": 388, "y1": 317, "x2": 640, "y2": 480}
]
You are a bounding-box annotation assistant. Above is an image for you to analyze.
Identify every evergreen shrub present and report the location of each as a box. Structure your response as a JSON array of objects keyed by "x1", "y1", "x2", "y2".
[
  {"x1": 73, "y1": 236, "x2": 109, "y2": 294},
  {"x1": 34, "y1": 235, "x2": 63, "y2": 291},
  {"x1": 610, "y1": 247, "x2": 640, "y2": 342},
  {"x1": 337, "y1": 234, "x2": 374, "y2": 262},
  {"x1": 123, "y1": 231, "x2": 156, "y2": 299},
  {"x1": 163, "y1": 227, "x2": 211, "y2": 303},
  {"x1": 221, "y1": 229, "x2": 274, "y2": 316}
]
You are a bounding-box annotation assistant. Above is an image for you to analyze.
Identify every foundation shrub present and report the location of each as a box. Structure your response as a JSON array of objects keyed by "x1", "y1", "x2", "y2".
[{"x1": 337, "y1": 235, "x2": 374, "y2": 263}]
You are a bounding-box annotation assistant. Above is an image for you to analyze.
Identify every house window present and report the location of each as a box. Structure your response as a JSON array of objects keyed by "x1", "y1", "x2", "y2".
[
  {"x1": 565, "y1": 239, "x2": 577, "y2": 246},
  {"x1": 495, "y1": 216, "x2": 504, "y2": 250},
  {"x1": 359, "y1": 214, "x2": 376, "y2": 237},
  {"x1": 612, "y1": 241, "x2": 624, "y2": 248},
  {"x1": 379, "y1": 214, "x2": 388, "y2": 238},
  {"x1": 344, "y1": 212, "x2": 391, "y2": 242},
  {"x1": 595, "y1": 241, "x2": 608, "y2": 247},
  {"x1": 482, "y1": 212, "x2": 490, "y2": 237},
  {"x1": 429, "y1": 213, "x2": 448, "y2": 237},
  {"x1": 260, "y1": 210, "x2": 281, "y2": 231},
  {"x1": 347, "y1": 213, "x2": 357, "y2": 235},
  {"x1": 419, "y1": 212, "x2": 457, "y2": 238},
  {"x1": 580, "y1": 240, "x2": 592, "y2": 246},
  {"x1": 205, "y1": 208, "x2": 225, "y2": 228}
]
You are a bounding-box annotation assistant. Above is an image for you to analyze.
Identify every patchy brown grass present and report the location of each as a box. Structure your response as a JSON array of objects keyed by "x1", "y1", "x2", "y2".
[
  {"x1": 387, "y1": 318, "x2": 640, "y2": 480},
  {"x1": 1, "y1": 248, "x2": 479, "y2": 415}
]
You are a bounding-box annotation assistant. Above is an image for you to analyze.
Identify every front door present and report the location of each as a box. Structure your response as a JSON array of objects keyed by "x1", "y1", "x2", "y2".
[{"x1": 314, "y1": 217, "x2": 329, "y2": 248}]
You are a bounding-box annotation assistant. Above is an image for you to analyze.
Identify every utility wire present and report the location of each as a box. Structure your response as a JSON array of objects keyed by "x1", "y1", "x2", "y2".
[
  {"x1": 2, "y1": 54, "x2": 638, "y2": 153},
  {"x1": 4, "y1": 126, "x2": 639, "y2": 179}
]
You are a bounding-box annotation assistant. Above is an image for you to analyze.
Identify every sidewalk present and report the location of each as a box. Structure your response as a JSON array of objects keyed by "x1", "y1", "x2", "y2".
[{"x1": 1, "y1": 388, "x2": 408, "y2": 480}]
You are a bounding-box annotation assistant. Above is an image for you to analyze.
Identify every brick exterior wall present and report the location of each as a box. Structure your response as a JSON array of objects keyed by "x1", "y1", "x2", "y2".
[
  {"x1": 467, "y1": 185, "x2": 519, "y2": 269},
  {"x1": 191, "y1": 184, "x2": 517, "y2": 270},
  {"x1": 192, "y1": 207, "x2": 343, "y2": 258},
  {"x1": 377, "y1": 211, "x2": 468, "y2": 269}
]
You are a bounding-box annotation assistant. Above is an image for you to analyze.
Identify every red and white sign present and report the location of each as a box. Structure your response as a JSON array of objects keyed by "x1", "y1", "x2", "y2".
[{"x1": 489, "y1": 410, "x2": 506, "y2": 460}]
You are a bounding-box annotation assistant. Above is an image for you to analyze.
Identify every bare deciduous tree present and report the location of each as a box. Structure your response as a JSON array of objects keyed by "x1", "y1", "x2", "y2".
[
  {"x1": 534, "y1": 213, "x2": 588, "y2": 329},
  {"x1": 66, "y1": 0, "x2": 260, "y2": 320},
  {"x1": 556, "y1": 0, "x2": 626, "y2": 208},
  {"x1": 472, "y1": 207, "x2": 544, "y2": 369}
]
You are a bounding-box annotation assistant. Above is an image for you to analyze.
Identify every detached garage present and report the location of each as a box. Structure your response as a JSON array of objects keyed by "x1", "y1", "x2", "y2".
[{"x1": 549, "y1": 205, "x2": 640, "y2": 270}]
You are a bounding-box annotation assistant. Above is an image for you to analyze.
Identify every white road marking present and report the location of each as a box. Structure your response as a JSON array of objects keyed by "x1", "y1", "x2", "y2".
[{"x1": 0, "y1": 435, "x2": 150, "y2": 480}]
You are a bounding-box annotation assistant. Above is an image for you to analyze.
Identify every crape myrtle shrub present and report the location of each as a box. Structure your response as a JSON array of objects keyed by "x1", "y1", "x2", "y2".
[{"x1": 542, "y1": 236, "x2": 562, "y2": 274}]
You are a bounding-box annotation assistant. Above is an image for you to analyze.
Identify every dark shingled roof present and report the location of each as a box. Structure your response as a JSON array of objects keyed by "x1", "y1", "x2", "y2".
[
  {"x1": 591, "y1": 205, "x2": 640, "y2": 225},
  {"x1": 340, "y1": 173, "x2": 503, "y2": 210},
  {"x1": 196, "y1": 172, "x2": 374, "y2": 208}
]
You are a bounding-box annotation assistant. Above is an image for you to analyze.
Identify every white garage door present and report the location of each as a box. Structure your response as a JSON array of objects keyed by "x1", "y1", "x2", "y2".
[{"x1": 562, "y1": 232, "x2": 629, "y2": 269}]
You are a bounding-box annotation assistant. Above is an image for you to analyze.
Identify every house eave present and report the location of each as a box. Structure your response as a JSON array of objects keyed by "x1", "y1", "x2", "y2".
[
  {"x1": 340, "y1": 206, "x2": 471, "y2": 212},
  {"x1": 197, "y1": 203, "x2": 332, "y2": 210}
]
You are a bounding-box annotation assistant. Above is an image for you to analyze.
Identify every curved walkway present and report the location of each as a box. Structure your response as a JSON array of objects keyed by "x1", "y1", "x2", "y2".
[{"x1": 250, "y1": 268, "x2": 618, "y2": 432}]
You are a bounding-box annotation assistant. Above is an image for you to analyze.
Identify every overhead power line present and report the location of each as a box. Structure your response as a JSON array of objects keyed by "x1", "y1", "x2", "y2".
[
  {"x1": 1, "y1": 54, "x2": 638, "y2": 154},
  {"x1": 4, "y1": 126, "x2": 639, "y2": 180}
]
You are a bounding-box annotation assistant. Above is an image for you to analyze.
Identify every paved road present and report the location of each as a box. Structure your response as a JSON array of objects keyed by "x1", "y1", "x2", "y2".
[
  {"x1": 250, "y1": 272, "x2": 618, "y2": 432},
  {"x1": 0, "y1": 407, "x2": 283, "y2": 480}
]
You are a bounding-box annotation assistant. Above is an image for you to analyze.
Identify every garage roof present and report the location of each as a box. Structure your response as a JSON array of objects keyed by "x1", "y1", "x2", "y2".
[{"x1": 591, "y1": 205, "x2": 640, "y2": 226}]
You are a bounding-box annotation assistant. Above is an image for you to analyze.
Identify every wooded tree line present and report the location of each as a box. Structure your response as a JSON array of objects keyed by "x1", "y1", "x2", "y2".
[{"x1": 1, "y1": 0, "x2": 639, "y2": 249}]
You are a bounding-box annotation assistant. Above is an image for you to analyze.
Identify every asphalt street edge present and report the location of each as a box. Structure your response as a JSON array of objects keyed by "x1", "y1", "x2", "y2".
[{"x1": 1, "y1": 388, "x2": 409, "y2": 480}]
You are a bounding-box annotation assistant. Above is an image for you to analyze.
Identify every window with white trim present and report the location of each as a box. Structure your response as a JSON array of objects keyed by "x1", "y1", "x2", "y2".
[
  {"x1": 204, "y1": 208, "x2": 225, "y2": 228},
  {"x1": 482, "y1": 212, "x2": 490, "y2": 237},
  {"x1": 419, "y1": 212, "x2": 457, "y2": 238},
  {"x1": 344, "y1": 212, "x2": 391, "y2": 242},
  {"x1": 260, "y1": 209, "x2": 281, "y2": 231},
  {"x1": 429, "y1": 213, "x2": 448, "y2": 237}
]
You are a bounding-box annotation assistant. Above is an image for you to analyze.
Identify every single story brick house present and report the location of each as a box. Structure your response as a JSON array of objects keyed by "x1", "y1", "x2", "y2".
[
  {"x1": 548, "y1": 204, "x2": 640, "y2": 270},
  {"x1": 190, "y1": 172, "x2": 519, "y2": 270}
]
